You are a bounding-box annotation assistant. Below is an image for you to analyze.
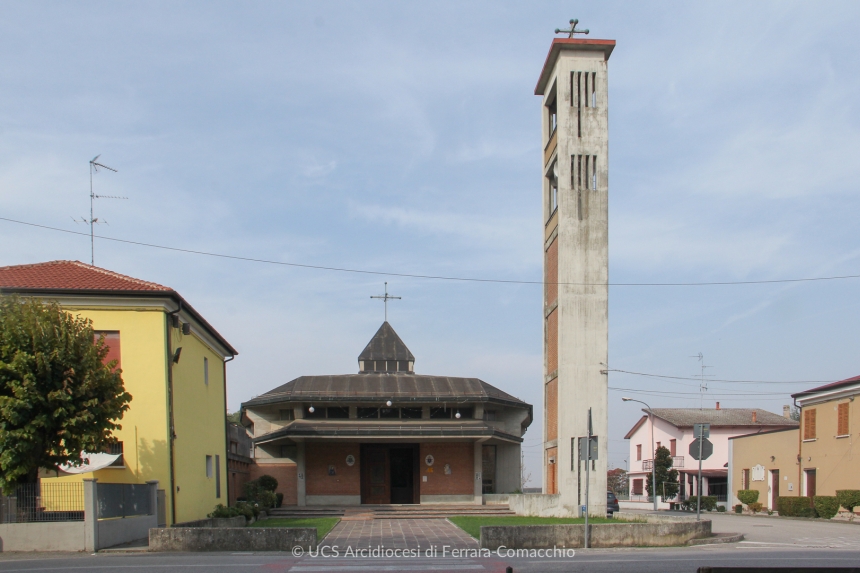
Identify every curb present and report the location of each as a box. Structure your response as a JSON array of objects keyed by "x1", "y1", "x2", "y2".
[{"x1": 688, "y1": 533, "x2": 745, "y2": 546}]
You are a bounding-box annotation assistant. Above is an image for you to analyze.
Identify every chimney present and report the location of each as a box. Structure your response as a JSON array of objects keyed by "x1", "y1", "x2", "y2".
[
  {"x1": 716, "y1": 402, "x2": 720, "y2": 410},
  {"x1": 783, "y1": 405, "x2": 791, "y2": 418},
  {"x1": 752, "y1": 410, "x2": 757, "y2": 423}
]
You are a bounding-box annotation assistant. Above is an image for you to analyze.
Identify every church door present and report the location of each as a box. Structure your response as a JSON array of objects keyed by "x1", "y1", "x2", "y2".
[{"x1": 361, "y1": 445, "x2": 389, "y2": 504}]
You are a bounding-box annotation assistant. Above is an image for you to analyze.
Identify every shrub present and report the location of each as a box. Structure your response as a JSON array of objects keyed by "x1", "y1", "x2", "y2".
[
  {"x1": 813, "y1": 496, "x2": 840, "y2": 519},
  {"x1": 716, "y1": 505, "x2": 726, "y2": 512},
  {"x1": 737, "y1": 490, "x2": 760, "y2": 506},
  {"x1": 257, "y1": 474, "x2": 278, "y2": 492},
  {"x1": 777, "y1": 496, "x2": 815, "y2": 517},
  {"x1": 275, "y1": 493, "x2": 284, "y2": 508},
  {"x1": 235, "y1": 501, "x2": 258, "y2": 520},
  {"x1": 748, "y1": 502, "x2": 763, "y2": 513},
  {"x1": 700, "y1": 496, "x2": 718, "y2": 512},
  {"x1": 734, "y1": 504, "x2": 743, "y2": 514},
  {"x1": 836, "y1": 490, "x2": 860, "y2": 514},
  {"x1": 208, "y1": 504, "x2": 239, "y2": 519}
]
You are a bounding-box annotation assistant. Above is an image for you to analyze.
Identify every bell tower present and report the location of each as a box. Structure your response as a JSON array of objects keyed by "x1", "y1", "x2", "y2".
[{"x1": 536, "y1": 23, "x2": 615, "y2": 515}]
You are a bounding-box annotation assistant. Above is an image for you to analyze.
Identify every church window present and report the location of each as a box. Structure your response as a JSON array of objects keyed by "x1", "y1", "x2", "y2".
[
  {"x1": 592, "y1": 156, "x2": 597, "y2": 190},
  {"x1": 401, "y1": 407, "x2": 423, "y2": 419},
  {"x1": 358, "y1": 407, "x2": 380, "y2": 419},
  {"x1": 386, "y1": 360, "x2": 398, "y2": 372},
  {"x1": 591, "y1": 72, "x2": 597, "y2": 107},
  {"x1": 279, "y1": 409, "x2": 294, "y2": 421},
  {"x1": 398, "y1": 360, "x2": 409, "y2": 372},
  {"x1": 327, "y1": 407, "x2": 349, "y2": 419},
  {"x1": 430, "y1": 407, "x2": 452, "y2": 419},
  {"x1": 457, "y1": 408, "x2": 474, "y2": 419}
]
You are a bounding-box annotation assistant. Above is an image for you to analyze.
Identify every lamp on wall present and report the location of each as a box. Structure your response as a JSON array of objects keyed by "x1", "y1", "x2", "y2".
[
  {"x1": 386, "y1": 400, "x2": 392, "y2": 407},
  {"x1": 455, "y1": 411, "x2": 462, "y2": 419},
  {"x1": 172, "y1": 347, "x2": 182, "y2": 363},
  {"x1": 308, "y1": 405, "x2": 315, "y2": 414}
]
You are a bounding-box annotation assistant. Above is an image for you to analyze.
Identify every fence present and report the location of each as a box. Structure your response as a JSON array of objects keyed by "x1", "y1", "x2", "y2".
[
  {"x1": 97, "y1": 483, "x2": 152, "y2": 519},
  {"x1": 0, "y1": 482, "x2": 84, "y2": 523}
]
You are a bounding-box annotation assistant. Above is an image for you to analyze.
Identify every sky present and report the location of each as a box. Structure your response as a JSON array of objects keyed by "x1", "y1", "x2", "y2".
[{"x1": 2, "y1": 1, "x2": 860, "y2": 485}]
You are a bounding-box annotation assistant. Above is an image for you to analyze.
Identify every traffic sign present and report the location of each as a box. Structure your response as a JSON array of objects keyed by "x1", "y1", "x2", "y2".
[
  {"x1": 689, "y1": 438, "x2": 713, "y2": 460},
  {"x1": 578, "y1": 436, "x2": 598, "y2": 462},
  {"x1": 694, "y1": 423, "x2": 710, "y2": 438}
]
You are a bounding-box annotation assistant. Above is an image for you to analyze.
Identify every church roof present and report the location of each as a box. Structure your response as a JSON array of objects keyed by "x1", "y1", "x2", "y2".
[
  {"x1": 358, "y1": 322, "x2": 414, "y2": 362},
  {"x1": 253, "y1": 420, "x2": 525, "y2": 444},
  {"x1": 242, "y1": 373, "x2": 529, "y2": 410}
]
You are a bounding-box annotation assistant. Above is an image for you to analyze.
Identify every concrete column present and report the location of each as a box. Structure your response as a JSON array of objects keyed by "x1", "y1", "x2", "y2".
[
  {"x1": 83, "y1": 479, "x2": 98, "y2": 552},
  {"x1": 297, "y1": 442, "x2": 306, "y2": 507},
  {"x1": 146, "y1": 480, "x2": 159, "y2": 516},
  {"x1": 473, "y1": 442, "x2": 483, "y2": 505}
]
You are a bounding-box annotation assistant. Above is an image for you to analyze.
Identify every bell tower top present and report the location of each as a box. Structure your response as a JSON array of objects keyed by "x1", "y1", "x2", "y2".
[{"x1": 535, "y1": 38, "x2": 616, "y2": 96}]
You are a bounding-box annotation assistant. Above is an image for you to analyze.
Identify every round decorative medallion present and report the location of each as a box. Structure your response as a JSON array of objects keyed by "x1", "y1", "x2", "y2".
[
  {"x1": 425, "y1": 454, "x2": 435, "y2": 467},
  {"x1": 345, "y1": 454, "x2": 356, "y2": 467}
]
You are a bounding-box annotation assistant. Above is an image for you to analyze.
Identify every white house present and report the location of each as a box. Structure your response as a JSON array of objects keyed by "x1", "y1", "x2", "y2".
[{"x1": 623, "y1": 404, "x2": 797, "y2": 508}]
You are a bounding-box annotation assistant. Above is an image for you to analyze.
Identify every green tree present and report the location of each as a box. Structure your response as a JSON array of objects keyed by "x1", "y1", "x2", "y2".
[
  {"x1": 646, "y1": 445, "x2": 679, "y2": 500},
  {"x1": 0, "y1": 296, "x2": 132, "y2": 492}
]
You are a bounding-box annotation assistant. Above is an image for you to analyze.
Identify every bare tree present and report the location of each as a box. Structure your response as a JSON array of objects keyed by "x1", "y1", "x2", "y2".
[{"x1": 520, "y1": 450, "x2": 533, "y2": 492}]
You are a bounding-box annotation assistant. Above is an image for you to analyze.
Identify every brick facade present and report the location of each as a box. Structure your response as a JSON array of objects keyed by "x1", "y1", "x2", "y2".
[
  {"x1": 546, "y1": 377, "x2": 558, "y2": 442},
  {"x1": 249, "y1": 462, "x2": 298, "y2": 506},
  {"x1": 545, "y1": 236, "x2": 558, "y2": 307},
  {"x1": 305, "y1": 443, "x2": 361, "y2": 496},
  {"x1": 419, "y1": 443, "x2": 474, "y2": 496},
  {"x1": 546, "y1": 308, "x2": 558, "y2": 374}
]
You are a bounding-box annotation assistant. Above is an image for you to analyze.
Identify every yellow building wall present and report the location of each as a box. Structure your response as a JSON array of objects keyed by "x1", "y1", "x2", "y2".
[
  {"x1": 730, "y1": 428, "x2": 798, "y2": 508},
  {"x1": 800, "y1": 397, "x2": 860, "y2": 495},
  {"x1": 170, "y1": 325, "x2": 229, "y2": 523},
  {"x1": 42, "y1": 304, "x2": 229, "y2": 525}
]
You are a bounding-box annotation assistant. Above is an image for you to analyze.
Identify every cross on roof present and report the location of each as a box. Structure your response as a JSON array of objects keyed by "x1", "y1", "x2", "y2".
[
  {"x1": 555, "y1": 18, "x2": 589, "y2": 38},
  {"x1": 370, "y1": 282, "x2": 401, "y2": 322}
]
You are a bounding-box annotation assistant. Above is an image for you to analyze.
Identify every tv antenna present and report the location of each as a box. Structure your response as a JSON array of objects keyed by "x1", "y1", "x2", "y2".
[
  {"x1": 690, "y1": 352, "x2": 714, "y2": 410},
  {"x1": 78, "y1": 155, "x2": 124, "y2": 265}
]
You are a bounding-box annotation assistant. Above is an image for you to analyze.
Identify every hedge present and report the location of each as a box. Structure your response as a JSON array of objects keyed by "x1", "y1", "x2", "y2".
[
  {"x1": 777, "y1": 496, "x2": 815, "y2": 517},
  {"x1": 836, "y1": 490, "x2": 860, "y2": 513},
  {"x1": 813, "y1": 496, "x2": 840, "y2": 519},
  {"x1": 737, "y1": 490, "x2": 759, "y2": 505}
]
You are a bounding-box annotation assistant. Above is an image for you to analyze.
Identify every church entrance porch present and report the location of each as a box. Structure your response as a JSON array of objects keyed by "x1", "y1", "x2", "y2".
[{"x1": 360, "y1": 443, "x2": 419, "y2": 504}]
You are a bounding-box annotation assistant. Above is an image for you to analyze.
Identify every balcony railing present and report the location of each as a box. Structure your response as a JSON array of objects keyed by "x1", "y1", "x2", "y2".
[{"x1": 641, "y1": 456, "x2": 684, "y2": 471}]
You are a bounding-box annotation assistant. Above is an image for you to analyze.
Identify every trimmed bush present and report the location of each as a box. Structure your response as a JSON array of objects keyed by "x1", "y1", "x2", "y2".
[
  {"x1": 734, "y1": 504, "x2": 743, "y2": 514},
  {"x1": 257, "y1": 474, "x2": 278, "y2": 492},
  {"x1": 208, "y1": 503, "x2": 238, "y2": 519},
  {"x1": 716, "y1": 505, "x2": 727, "y2": 512},
  {"x1": 737, "y1": 490, "x2": 760, "y2": 505},
  {"x1": 748, "y1": 502, "x2": 763, "y2": 513},
  {"x1": 813, "y1": 496, "x2": 840, "y2": 519},
  {"x1": 700, "y1": 496, "x2": 718, "y2": 512},
  {"x1": 836, "y1": 490, "x2": 860, "y2": 514},
  {"x1": 777, "y1": 496, "x2": 815, "y2": 517}
]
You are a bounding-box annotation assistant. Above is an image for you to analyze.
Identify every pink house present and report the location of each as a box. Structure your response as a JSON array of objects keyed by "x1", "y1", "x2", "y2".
[{"x1": 623, "y1": 405, "x2": 797, "y2": 508}]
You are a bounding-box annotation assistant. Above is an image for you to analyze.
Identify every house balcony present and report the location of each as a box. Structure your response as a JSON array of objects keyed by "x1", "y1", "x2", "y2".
[{"x1": 641, "y1": 456, "x2": 684, "y2": 471}]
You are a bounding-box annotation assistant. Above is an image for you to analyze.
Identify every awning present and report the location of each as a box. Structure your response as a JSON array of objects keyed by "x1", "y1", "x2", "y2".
[{"x1": 58, "y1": 452, "x2": 121, "y2": 474}]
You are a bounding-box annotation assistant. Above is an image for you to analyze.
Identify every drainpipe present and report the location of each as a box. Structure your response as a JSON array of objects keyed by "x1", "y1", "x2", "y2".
[
  {"x1": 223, "y1": 355, "x2": 235, "y2": 505},
  {"x1": 166, "y1": 300, "x2": 182, "y2": 525}
]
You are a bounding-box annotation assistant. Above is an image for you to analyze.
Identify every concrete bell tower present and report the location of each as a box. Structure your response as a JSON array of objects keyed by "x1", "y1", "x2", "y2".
[{"x1": 536, "y1": 27, "x2": 614, "y2": 515}]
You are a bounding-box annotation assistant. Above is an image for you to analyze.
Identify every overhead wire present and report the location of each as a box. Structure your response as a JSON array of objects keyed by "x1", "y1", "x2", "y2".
[{"x1": 3, "y1": 216, "x2": 860, "y2": 287}]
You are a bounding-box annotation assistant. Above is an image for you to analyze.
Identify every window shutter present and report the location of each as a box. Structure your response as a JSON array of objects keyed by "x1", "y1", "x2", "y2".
[
  {"x1": 804, "y1": 409, "x2": 817, "y2": 440},
  {"x1": 838, "y1": 403, "x2": 849, "y2": 436}
]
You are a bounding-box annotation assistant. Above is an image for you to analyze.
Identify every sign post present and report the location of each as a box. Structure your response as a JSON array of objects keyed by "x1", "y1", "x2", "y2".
[
  {"x1": 690, "y1": 424, "x2": 711, "y2": 521},
  {"x1": 579, "y1": 409, "x2": 598, "y2": 548}
]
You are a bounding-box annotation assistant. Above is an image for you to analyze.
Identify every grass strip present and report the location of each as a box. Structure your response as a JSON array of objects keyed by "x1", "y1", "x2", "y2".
[
  {"x1": 448, "y1": 516, "x2": 621, "y2": 539},
  {"x1": 250, "y1": 517, "x2": 340, "y2": 541}
]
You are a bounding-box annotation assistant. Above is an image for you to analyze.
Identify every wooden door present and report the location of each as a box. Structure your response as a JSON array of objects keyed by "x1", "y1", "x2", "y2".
[
  {"x1": 771, "y1": 470, "x2": 779, "y2": 510},
  {"x1": 361, "y1": 446, "x2": 389, "y2": 504},
  {"x1": 806, "y1": 469, "x2": 816, "y2": 497}
]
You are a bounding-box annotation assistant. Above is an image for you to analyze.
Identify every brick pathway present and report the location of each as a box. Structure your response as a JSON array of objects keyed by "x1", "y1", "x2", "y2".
[{"x1": 321, "y1": 518, "x2": 478, "y2": 550}]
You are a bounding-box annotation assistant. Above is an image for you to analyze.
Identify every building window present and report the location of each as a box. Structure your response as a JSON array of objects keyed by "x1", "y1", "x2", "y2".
[
  {"x1": 327, "y1": 407, "x2": 350, "y2": 419},
  {"x1": 803, "y1": 408, "x2": 817, "y2": 440},
  {"x1": 656, "y1": 441, "x2": 661, "y2": 451},
  {"x1": 215, "y1": 455, "x2": 221, "y2": 498},
  {"x1": 358, "y1": 407, "x2": 380, "y2": 419},
  {"x1": 670, "y1": 439, "x2": 676, "y2": 457},
  {"x1": 401, "y1": 407, "x2": 423, "y2": 419},
  {"x1": 94, "y1": 331, "x2": 122, "y2": 370},
  {"x1": 305, "y1": 405, "x2": 326, "y2": 419},
  {"x1": 380, "y1": 407, "x2": 400, "y2": 419},
  {"x1": 279, "y1": 409, "x2": 295, "y2": 421},
  {"x1": 548, "y1": 160, "x2": 558, "y2": 217},
  {"x1": 838, "y1": 402, "x2": 849, "y2": 436},
  {"x1": 103, "y1": 441, "x2": 124, "y2": 467},
  {"x1": 546, "y1": 87, "x2": 557, "y2": 138},
  {"x1": 632, "y1": 478, "x2": 643, "y2": 495},
  {"x1": 204, "y1": 356, "x2": 209, "y2": 385},
  {"x1": 230, "y1": 441, "x2": 238, "y2": 454},
  {"x1": 206, "y1": 455, "x2": 213, "y2": 478},
  {"x1": 636, "y1": 444, "x2": 642, "y2": 461}
]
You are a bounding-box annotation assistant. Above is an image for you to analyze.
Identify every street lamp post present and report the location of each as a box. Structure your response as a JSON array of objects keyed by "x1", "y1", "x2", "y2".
[{"x1": 622, "y1": 397, "x2": 658, "y2": 511}]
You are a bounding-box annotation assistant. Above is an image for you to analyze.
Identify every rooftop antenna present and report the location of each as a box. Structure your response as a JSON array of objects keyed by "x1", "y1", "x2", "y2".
[
  {"x1": 690, "y1": 352, "x2": 714, "y2": 410},
  {"x1": 81, "y1": 155, "x2": 124, "y2": 265},
  {"x1": 370, "y1": 282, "x2": 401, "y2": 322}
]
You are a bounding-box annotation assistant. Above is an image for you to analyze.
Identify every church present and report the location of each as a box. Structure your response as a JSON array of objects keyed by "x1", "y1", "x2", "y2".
[{"x1": 241, "y1": 322, "x2": 532, "y2": 506}]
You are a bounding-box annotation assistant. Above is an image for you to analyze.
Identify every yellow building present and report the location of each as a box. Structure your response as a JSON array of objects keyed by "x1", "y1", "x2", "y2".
[
  {"x1": 729, "y1": 374, "x2": 860, "y2": 513},
  {"x1": 0, "y1": 260, "x2": 238, "y2": 525}
]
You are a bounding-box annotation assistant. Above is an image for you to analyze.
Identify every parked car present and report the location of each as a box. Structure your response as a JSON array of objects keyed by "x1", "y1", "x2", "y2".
[{"x1": 607, "y1": 491, "x2": 620, "y2": 515}]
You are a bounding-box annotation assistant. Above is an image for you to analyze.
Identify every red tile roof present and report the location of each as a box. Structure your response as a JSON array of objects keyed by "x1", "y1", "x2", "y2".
[
  {"x1": 792, "y1": 374, "x2": 860, "y2": 398},
  {"x1": 0, "y1": 260, "x2": 237, "y2": 355},
  {"x1": 0, "y1": 260, "x2": 171, "y2": 292}
]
